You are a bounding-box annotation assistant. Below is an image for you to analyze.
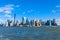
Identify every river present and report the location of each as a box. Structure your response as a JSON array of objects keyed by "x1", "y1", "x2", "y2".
[{"x1": 0, "y1": 26, "x2": 60, "y2": 40}]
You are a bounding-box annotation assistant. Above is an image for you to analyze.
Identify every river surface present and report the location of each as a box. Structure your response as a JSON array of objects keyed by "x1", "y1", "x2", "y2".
[{"x1": 0, "y1": 26, "x2": 60, "y2": 40}]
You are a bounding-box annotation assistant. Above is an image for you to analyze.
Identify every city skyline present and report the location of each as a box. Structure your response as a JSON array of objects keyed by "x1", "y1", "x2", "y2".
[{"x1": 0, "y1": 0, "x2": 60, "y2": 22}]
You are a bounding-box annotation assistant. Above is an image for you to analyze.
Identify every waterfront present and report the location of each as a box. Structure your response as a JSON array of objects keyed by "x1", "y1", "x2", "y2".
[{"x1": 0, "y1": 26, "x2": 60, "y2": 40}]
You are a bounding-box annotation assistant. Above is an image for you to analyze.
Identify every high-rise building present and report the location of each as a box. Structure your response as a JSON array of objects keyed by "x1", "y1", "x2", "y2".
[
  {"x1": 41, "y1": 21, "x2": 46, "y2": 26},
  {"x1": 26, "y1": 18, "x2": 29, "y2": 25},
  {"x1": 16, "y1": 20, "x2": 21, "y2": 26},
  {"x1": 3, "y1": 22, "x2": 8, "y2": 27},
  {"x1": 10, "y1": 20, "x2": 14, "y2": 26},
  {"x1": 56, "y1": 19, "x2": 60, "y2": 26},
  {"x1": 22, "y1": 17, "x2": 27, "y2": 25},
  {"x1": 7, "y1": 19, "x2": 12, "y2": 26},
  {"x1": 14, "y1": 13, "x2": 16, "y2": 26},
  {"x1": 34, "y1": 19, "x2": 41, "y2": 27},
  {"x1": 45, "y1": 20, "x2": 52, "y2": 26},
  {"x1": 51, "y1": 19, "x2": 57, "y2": 26},
  {"x1": 45, "y1": 19, "x2": 57, "y2": 26},
  {"x1": 39, "y1": 20, "x2": 42, "y2": 26},
  {"x1": 30, "y1": 20, "x2": 34, "y2": 27}
]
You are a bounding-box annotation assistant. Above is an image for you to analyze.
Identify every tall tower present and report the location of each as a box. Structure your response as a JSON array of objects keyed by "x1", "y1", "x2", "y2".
[
  {"x1": 14, "y1": 13, "x2": 16, "y2": 26},
  {"x1": 22, "y1": 17, "x2": 27, "y2": 25}
]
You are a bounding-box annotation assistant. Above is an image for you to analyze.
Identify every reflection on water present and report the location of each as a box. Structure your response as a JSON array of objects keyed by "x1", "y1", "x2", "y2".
[{"x1": 0, "y1": 27, "x2": 60, "y2": 40}]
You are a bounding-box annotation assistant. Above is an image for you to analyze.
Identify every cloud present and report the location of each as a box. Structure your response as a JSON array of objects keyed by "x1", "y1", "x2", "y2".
[
  {"x1": 15, "y1": 5, "x2": 20, "y2": 8},
  {"x1": 22, "y1": 9, "x2": 33, "y2": 14},
  {"x1": 0, "y1": 4, "x2": 14, "y2": 14},
  {"x1": 56, "y1": 5, "x2": 60, "y2": 8},
  {"x1": 22, "y1": 12, "x2": 26, "y2": 14},
  {"x1": 0, "y1": 19, "x2": 4, "y2": 24},
  {"x1": 5, "y1": 14, "x2": 14, "y2": 20},
  {"x1": 52, "y1": 10, "x2": 60, "y2": 14},
  {"x1": 0, "y1": 9, "x2": 4, "y2": 12},
  {"x1": 27, "y1": 10, "x2": 33, "y2": 13},
  {"x1": 0, "y1": 4, "x2": 20, "y2": 20},
  {"x1": 0, "y1": 4, "x2": 20, "y2": 14},
  {"x1": 52, "y1": 10, "x2": 56, "y2": 13},
  {"x1": 5, "y1": 14, "x2": 11, "y2": 18},
  {"x1": 4, "y1": 11, "x2": 12, "y2": 14}
]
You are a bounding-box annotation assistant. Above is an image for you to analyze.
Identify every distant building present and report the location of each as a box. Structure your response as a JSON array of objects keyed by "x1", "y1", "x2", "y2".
[
  {"x1": 34, "y1": 19, "x2": 41, "y2": 27},
  {"x1": 45, "y1": 19, "x2": 57, "y2": 26},
  {"x1": 30, "y1": 20, "x2": 34, "y2": 27},
  {"x1": 10, "y1": 20, "x2": 14, "y2": 26},
  {"x1": 51, "y1": 19, "x2": 57, "y2": 26},
  {"x1": 16, "y1": 20, "x2": 21, "y2": 26},
  {"x1": 39, "y1": 20, "x2": 42, "y2": 26},
  {"x1": 26, "y1": 18, "x2": 29, "y2": 25},
  {"x1": 0, "y1": 22, "x2": 3, "y2": 27},
  {"x1": 45, "y1": 20, "x2": 52, "y2": 26},
  {"x1": 41, "y1": 21, "x2": 46, "y2": 26},
  {"x1": 7, "y1": 19, "x2": 12, "y2": 26},
  {"x1": 22, "y1": 17, "x2": 27, "y2": 25},
  {"x1": 4, "y1": 22, "x2": 8, "y2": 27},
  {"x1": 56, "y1": 19, "x2": 60, "y2": 26},
  {"x1": 14, "y1": 13, "x2": 16, "y2": 26}
]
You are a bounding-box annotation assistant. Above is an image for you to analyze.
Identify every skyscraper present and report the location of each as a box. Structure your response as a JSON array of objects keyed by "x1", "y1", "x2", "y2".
[
  {"x1": 26, "y1": 18, "x2": 29, "y2": 25},
  {"x1": 16, "y1": 20, "x2": 21, "y2": 26},
  {"x1": 22, "y1": 17, "x2": 27, "y2": 25},
  {"x1": 45, "y1": 20, "x2": 52, "y2": 26},
  {"x1": 34, "y1": 19, "x2": 41, "y2": 27},
  {"x1": 7, "y1": 19, "x2": 12, "y2": 26},
  {"x1": 14, "y1": 13, "x2": 16, "y2": 26},
  {"x1": 51, "y1": 19, "x2": 57, "y2": 26},
  {"x1": 30, "y1": 20, "x2": 34, "y2": 26}
]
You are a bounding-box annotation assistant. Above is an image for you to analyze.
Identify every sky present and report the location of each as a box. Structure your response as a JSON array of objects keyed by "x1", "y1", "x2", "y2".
[{"x1": 0, "y1": 0, "x2": 60, "y2": 22}]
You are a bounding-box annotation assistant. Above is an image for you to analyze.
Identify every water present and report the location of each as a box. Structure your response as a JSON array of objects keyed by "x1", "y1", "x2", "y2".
[{"x1": 0, "y1": 26, "x2": 60, "y2": 40}]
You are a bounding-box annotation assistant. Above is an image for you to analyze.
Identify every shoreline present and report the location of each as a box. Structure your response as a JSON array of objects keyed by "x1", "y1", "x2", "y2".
[{"x1": 1, "y1": 26, "x2": 60, "y2": 28}]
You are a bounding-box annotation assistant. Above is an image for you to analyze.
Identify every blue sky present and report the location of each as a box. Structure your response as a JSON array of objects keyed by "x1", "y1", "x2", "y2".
[{"x1": 0, "y1": 0, "x2": 60, "y2": 21}]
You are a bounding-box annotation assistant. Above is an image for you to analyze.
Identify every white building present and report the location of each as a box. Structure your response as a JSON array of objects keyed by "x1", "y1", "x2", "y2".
[
  {"x1": 10, "y1": 20, "x2": 14, "y2": 26},
  {"x1": 16, "y1": 20, "x2": 21, "y2": 26},
  {"x1": 3, "y1": 22, "x2": 8, "y2": 27},
  {"x1": 56, "y1": 19, "x2": 60, "y2": 26},
  {"x1": 34, "y1": 19, "x2": 41, "y2": 27}
]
